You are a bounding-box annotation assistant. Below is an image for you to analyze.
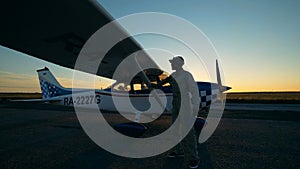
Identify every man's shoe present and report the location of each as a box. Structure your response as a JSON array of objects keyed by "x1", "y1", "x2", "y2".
[
  {"x1": 167, "y1": 152, "x2": 184, "y2": 158},
  {"x1": 189, "y1": 159, "x2": 199, "y2": 168}
]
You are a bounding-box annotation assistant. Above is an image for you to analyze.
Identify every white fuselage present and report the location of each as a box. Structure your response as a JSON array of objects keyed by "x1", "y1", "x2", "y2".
[{"x1": 52, "y1": 90, "x2": 174, "y2": 114}]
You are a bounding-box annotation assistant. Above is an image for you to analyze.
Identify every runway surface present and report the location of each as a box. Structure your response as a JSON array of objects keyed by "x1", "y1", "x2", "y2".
[
  {"x1": 0, "y1": 102, "x2": 299, "y2": 169},
  {"x1": 225, "y1": 103, "x2": 300, "y2": 112}
]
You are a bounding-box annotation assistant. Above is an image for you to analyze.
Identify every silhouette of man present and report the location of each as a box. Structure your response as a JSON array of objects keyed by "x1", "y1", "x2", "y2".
[{"x1": 157, "y1": 56, "x2": 200, "y2": 168}]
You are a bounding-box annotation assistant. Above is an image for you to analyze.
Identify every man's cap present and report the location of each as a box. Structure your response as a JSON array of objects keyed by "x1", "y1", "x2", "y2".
[{"x1": 169, "y1": 56, "x2": 185, "y2": 65}]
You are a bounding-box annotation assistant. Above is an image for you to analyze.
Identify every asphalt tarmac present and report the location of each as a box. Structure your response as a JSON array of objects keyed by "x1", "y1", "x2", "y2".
[{"x1": 0, "y1": 102, "x2": 299, "y2": 169}]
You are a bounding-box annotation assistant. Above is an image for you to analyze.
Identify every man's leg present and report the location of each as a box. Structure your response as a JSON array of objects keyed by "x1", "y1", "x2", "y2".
[
  {"x1": 168, "y1": 104, "x2": 184, "y2": 157},
  {"x1": 183, "y1": 127, "x2": 199, "y2": 160},
  {"x1": 182, "y1": 127, "x2": 199, "y2": 168}
]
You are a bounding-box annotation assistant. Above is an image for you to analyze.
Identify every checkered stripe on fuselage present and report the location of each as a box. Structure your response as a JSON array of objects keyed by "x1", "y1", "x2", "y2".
[
  {"x1": 39, "y1": 79, "x2": 58, "y2": 98},
  {"x1": 199, "y1": 89, "x2": 219, "y2": 108}
]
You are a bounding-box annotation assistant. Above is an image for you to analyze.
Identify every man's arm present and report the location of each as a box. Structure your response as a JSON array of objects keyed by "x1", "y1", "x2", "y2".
[{"x1": 186, "y1": 72, "x2": 200, "y2": 112}]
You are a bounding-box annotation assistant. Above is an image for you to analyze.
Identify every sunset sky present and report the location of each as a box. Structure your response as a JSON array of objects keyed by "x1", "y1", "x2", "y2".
[{"x1": 1, "y1": 0, "x2": 300, "y2": 92}]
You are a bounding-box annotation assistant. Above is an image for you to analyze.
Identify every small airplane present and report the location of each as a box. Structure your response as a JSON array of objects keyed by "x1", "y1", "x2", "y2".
[{"x1": 25, "y1": 62, "x2": 230, "y2": 121}]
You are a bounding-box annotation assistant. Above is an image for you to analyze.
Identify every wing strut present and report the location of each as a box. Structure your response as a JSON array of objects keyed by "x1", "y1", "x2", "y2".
[{"x1": 133, "y1": 56, "x2": 166, "y2": 111}]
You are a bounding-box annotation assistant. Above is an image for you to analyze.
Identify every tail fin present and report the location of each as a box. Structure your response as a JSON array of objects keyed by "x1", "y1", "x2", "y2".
[
  {"x1": 216, "y1": 60, "x2": 222, "y2": 89},
  {"x1": 216, "y1": 60, "x2": 231, "y2": 92},
  {"x1": 37, "y1": 67, "x2": 70, "y2": 98}
]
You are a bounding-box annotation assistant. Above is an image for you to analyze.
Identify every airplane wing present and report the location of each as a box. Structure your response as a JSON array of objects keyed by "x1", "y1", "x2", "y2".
[{"x1": 0, "y1": 0, "x2": 160, "y2": 79}]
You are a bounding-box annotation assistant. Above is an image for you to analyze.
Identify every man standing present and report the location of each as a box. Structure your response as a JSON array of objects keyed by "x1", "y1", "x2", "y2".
[{"x1": 158, "y1": 56, "x2": 200, "y2": 168}]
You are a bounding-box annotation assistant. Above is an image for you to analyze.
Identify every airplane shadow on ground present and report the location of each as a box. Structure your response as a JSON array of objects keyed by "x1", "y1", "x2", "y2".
[{"x1": 74, "y1": 142, "x2": 214, "y2": 169}]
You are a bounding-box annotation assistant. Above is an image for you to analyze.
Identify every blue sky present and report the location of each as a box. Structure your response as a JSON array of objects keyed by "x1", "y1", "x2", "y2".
[{"x1": 1, "y1": 0, "x2": 300, "y2": 92}]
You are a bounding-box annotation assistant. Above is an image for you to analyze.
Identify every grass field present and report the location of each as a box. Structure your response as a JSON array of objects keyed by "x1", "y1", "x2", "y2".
[
  {"x1": 1, "y1": 92, "x2": 300, "y2": 103},
  {"x1": 226, "y1": 92, "x2": 300, "y2": 104},
  {"x1": 0, "y1": 93, "x2": 42, "y2": 100}
]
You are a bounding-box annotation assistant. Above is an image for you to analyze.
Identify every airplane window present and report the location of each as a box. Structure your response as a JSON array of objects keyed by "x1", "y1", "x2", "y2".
[
  {"x1": 111, "y1": 82, "x2": 130, "y2": 92},
  {"x1": 159, "y1": 72, "x2": 169, "y2": 81},
  {"x1": 158, "y1": 72, "x2": 170, "y2": 87},
  {"x1": 133, "y1": 83, "x2": 148, "y2": 91},
  {"x1": 162, "y1": 83, "x2": 170, "y2": 87}
]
